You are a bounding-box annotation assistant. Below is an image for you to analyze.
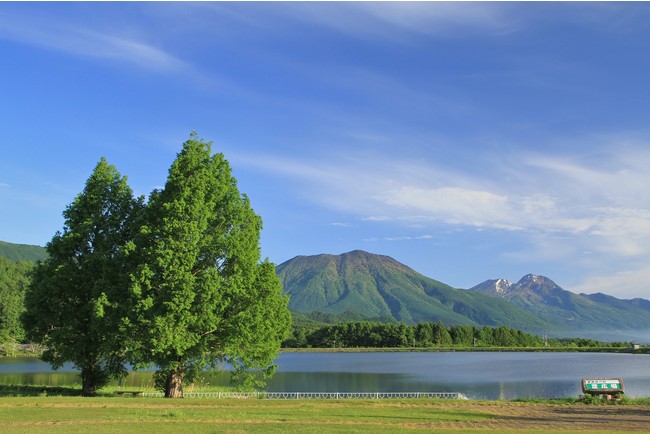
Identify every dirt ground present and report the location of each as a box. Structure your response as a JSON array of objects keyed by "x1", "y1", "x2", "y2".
[{"x1": 427, "y1": 402, "x2": 650, "y2": 432}]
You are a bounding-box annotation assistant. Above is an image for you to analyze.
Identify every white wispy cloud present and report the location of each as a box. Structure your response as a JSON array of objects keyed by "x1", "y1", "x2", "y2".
[
  {"x1": 0, "y1": 9, "x2": 189, "y2": 74},
  {"x1": 376, "y1": 186, "x2": 516, "y2": 229},
  {"x1": 235, "y1": 145, "x2": 650, "y2": 239},
  {"x1": 278, "y1": 3, "x2": 519, "y2": 40},
  {"x1": 383, "y1": 235, "x2": 434, "y2": 242},
  {"x1": 233, "y1": 137, "x2": 650, "y2": 297},
  {"x1": 571, "y1": 266, "x2": 650, "y2": 300}
]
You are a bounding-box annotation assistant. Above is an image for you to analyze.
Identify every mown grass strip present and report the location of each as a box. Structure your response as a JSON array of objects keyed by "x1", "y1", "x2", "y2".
[
  {"x1": 0, "y1": 397, "x2": 491, "y2": 433},
  {"x1": 2, "y1": 396, "x2": 649, "y2": 433}
]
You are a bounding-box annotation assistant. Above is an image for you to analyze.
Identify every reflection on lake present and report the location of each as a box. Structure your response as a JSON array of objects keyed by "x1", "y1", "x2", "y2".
[
  {"x1": 2, "y1": 352, "x2": 649, "y2": 400},
  {"x1": 269, "y1": 352, "x2": 650, "y2": 400}
]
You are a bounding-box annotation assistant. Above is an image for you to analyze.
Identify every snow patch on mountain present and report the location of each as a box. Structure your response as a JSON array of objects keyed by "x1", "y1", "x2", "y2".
[{"x1": 495, "y1": 278, "x2": 512, "y2": 294}]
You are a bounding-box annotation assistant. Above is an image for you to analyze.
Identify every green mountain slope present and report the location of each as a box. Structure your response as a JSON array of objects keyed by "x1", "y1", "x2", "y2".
[
  {"x1": 277, "y1": 250, "x2": 556, "y2": 332},
  {"x1": 0, "y1": 241, "x2": 47, "y2": 262}
]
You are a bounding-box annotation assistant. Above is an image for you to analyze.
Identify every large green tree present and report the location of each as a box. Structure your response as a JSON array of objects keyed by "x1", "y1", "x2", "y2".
[
  {"x1": 22, "y1": 158, "x2": 143, "y2": 395},
  {"x1": 129, "y1": 134, "x2": 290, "y2": 398}
]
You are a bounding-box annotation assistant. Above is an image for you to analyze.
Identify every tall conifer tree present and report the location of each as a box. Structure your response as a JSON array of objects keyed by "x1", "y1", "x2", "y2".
[
  {"x1": 23, "y1": 159, "x2": 143, "y2": 395},
  {"x1": 130, "y1": 134, "x2": 290, "y2": 398}
]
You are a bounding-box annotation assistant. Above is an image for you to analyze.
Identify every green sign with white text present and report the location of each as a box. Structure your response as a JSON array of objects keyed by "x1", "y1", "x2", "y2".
[{"x1": 582, "y1": 378, "x2": 624, "y2": 394}]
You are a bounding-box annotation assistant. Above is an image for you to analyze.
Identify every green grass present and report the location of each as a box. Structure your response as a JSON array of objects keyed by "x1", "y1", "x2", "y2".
[
  {"x1": 0, "y1": 396, "x2": 491, "y2": 433},
  {"x1": 0, "y1": 383, "x2": 241, "y2": 398},
  {"x1": 1, "y1": 395, "x2": 649, "y2": 433}
]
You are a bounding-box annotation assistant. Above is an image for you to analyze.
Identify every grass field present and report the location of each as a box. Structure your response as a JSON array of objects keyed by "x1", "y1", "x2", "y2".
[{"x1": 1, "y1": 394, "x2": 649, "y2": 433}]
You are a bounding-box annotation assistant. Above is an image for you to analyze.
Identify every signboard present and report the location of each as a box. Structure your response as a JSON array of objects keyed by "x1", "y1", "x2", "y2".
[{"x1": 582, "y1": 378, "x2": 624, "y2": 395}]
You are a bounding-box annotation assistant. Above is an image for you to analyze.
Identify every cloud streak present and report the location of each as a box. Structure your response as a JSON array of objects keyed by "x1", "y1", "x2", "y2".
[
  {"x1": 236, "y1": 143, "x2": 650, "y2": 237},
  {"x1": 234, "y1": 137, "x2": 650, "y2": 296},
  {"x1": 277, "y1": 3, "x2": 519, "y2": 40},
  {"x1": 0, "y1": 9, "x2": 189, "y2": 74}
]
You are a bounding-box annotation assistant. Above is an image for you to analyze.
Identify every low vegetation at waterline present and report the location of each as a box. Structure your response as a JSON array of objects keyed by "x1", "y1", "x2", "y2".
[{"x1": 1, "y1": 396, "x2": 650, "y2": 433}]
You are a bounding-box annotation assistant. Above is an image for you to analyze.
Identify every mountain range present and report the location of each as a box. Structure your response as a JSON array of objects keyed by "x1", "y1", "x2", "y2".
[
  {"x1": 3, "y1": 240, "x2": 649, "y2": 342},
  {"x1": 278, "y1": 250, "x2": 650, "y2": 342},
  {"x1": 469, "y1": 274, "x2": 650, "y2": 341}
]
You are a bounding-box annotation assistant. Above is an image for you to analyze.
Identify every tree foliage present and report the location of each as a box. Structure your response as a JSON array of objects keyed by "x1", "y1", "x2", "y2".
[
  {"x1": 285, "y1": 321, "x2": 549, "y2": 349},
  {"x1": 22, "y1": 158, "x2": 143, "y2": 395},
  {"x1": 284, "y1": 320, "x2": 632, "y2": 349},
  {"x1": 20, "y1": 135, "x2": 289, "y2": 398},
  {"x1": 0, "y1": 257, "x2": 32, "y2": 347},
  {"x1": 128, "y1": 134, "x2": 290, "y2": 397}
]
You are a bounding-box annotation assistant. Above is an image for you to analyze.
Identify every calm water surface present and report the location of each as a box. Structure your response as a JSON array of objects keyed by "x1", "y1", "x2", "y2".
[{"x1": 2, "y1": 352, "x2": 648, "y2": 400}]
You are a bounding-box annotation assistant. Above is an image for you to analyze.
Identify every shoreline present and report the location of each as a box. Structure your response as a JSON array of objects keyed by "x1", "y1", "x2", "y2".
[
  {"x1": 280, "y1": 346, "x2": 650, "y2": 354},
  {"x1": 3, "y1": 345, "x2": 649, "y2": 359}
]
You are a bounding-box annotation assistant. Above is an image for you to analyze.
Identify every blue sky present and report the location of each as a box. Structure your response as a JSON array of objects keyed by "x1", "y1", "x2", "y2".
[{"x1": 2, "y1": 2, "x2": 650, "y2": 299}]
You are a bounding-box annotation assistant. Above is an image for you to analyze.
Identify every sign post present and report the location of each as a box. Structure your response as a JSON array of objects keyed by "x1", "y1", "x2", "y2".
[{"x1": 581, "y1": 378, "x2": 624, "y2": 401}]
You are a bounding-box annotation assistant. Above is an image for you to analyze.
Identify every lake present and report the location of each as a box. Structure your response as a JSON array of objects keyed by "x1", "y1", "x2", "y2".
[{"x1": 2, "y1": 352, "x2": 648, "y2": 400}]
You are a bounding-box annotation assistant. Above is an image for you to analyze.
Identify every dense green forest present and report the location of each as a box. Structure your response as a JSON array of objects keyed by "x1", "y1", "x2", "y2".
[
  {"x1": 282, "y1": 320, "x2": 632, "y2": 350},
  {"x1": 0, "y1": 256, "x2": 32, "y2": 346},
  {"x1": 0, "y1": 242, "x2": 45, "y2": 350}
]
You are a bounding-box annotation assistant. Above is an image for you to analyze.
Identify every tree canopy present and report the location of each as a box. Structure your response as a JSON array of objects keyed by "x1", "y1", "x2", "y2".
[
  {"x1": 21, "y1": 135, "x2": 291, "y2": 397},
  {"x1": 22, "y1": 158, "x2": 144, "y2": 395},
  {"x1": 128, "y1": 134, "x2": 290, "y2": 397}
]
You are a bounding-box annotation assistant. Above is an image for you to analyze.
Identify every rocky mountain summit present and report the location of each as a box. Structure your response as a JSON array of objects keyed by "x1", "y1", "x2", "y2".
[
  {"x1": 469, "y1": 273, "x2": 650, "y2": 340},
  {"x1": 470, "y1": 274, "x2": 576, "y2": 308}
]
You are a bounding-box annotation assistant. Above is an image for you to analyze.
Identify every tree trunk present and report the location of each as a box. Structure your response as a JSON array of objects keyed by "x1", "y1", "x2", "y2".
[
  {"x1": 164, "y1": 365, "x2": 184, "y2": 398},
  {"x1": 81, "y1": 381, "x2": 97, "y2": 396},
  {"x1": 80, "y1": 362, "x2": 110, "y2": 396},
  {"x1": 81, "y1": 369, "x2": 97, "y2": 397}
]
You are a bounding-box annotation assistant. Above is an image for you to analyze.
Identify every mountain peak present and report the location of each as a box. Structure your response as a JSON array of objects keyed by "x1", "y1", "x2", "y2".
[
  {"x1": 468, "y1": 278, "x2": 512, "y2": 296},
  {"x1": 471, "y1": 274, "x2": 564, "y2": 302},
  {"x1": 518, "y1": 273, "x2": 544, "y2": 284},
  {"x1": 277, "y1": 251, "x2": 650, "y2": 341},
  {"x1": 495, "y1": 278, "x2": 512, "y2": 293},
  {"x1": 276, "y1": 250, "x2": 547, "y2": 328},
  {"x1": 515, "y1": 274, "x2": 560, "y2": 294}
]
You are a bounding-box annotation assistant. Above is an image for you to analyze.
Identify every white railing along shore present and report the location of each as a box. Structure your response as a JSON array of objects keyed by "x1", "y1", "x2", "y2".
[{"x1": 139, "y1": 391, "x2": 468, "y2": 400}]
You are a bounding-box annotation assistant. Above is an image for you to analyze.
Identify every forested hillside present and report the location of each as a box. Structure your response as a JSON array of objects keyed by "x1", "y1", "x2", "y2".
[
  {"x1": 0, "y1": 256, "x2": 32, "y2": 346},
  {"x1": 0, "y1": 241, "x2": 47, "y2": 262},
  {"x1": 278, "y1": 250, "x2": 650, "y2": 342}
]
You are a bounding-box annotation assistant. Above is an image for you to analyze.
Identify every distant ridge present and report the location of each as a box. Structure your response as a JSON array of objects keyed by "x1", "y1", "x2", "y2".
[
  {"x1": 276, "y1": 250, "x2": 555, "y2": 332},
  {"x1": 5, "y1": 240, "x2": 650, "y2": 341},
  {"x1": 469, "y1": 274, "x2": 650, "y2": 341},
  {"x1": 0, "y1": 240, "x2": 47, "y2": 262}
]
